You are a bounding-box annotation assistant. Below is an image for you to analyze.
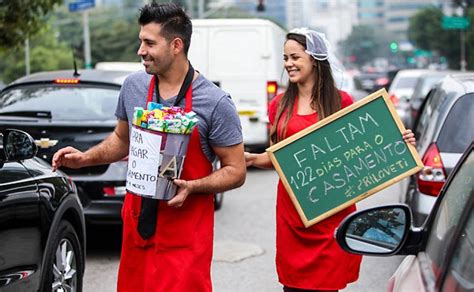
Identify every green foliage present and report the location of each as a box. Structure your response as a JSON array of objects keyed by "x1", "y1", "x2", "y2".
[
  {"x1": 0, "y1": 23, "x2": 72, "y2": 83},
  {"x1": 466, "y1": 7, "x2": 474, "y2": 69},
  {"x1": 0, "y1": 0, "x2": 62, "y2": 50},
  {"x1": 55, "y1": 6, "x2": 141, "y2": 65},
  {"x1": 408, "y1": 6, "x2": 473, "y2": 70}
]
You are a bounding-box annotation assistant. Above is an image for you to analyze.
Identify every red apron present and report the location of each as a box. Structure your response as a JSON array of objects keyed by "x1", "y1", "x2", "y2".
[
  {"x1": 270, "y1": 92, "x2": 362, "y2": 289},
  {"x1": 117, "y1": 76, "x2": 214, "y2": 292}
]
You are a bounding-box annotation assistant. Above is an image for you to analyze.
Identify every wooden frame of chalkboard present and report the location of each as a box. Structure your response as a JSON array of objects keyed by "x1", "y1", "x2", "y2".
[{"x1": 266, "y1": 88, "x2": 423, "y2": 227}]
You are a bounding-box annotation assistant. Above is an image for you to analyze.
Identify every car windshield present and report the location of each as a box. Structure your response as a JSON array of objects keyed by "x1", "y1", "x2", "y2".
[
  {"x1": 437, "y1": 93, "x2": 474, "y2": 153},
  {"x1": 395, "y1": 77, "x2": 418, "y2": 89},
  {"x1": 0, "y1": 84, "x2": 120, "y2": 121}
]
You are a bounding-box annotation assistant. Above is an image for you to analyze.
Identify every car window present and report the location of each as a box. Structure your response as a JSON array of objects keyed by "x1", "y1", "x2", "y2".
[
  {"x1": 415, "y1": 89, "x2": 440, "y2": 144},
  {"x1": 415, "y1": 76, "x2": 444, "y2": 101},
  {"x1": 0, "y1": 85, "x2": 120, "y2": 121},
  {"x1": 437, "y1": 94, "x2": 474, "y2": 153},
  {"x1": 442, "y1": 209, "x2": 474, "y2": 292},
  {"x1": 425, "y1": 149, "x2": 474, "y2": 273},
  {"x1": 394, "y1": 77, "x2": 418, "y2": 89}
]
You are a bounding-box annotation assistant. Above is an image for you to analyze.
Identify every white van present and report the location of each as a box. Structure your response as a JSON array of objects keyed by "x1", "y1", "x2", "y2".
[
  {"x1": 95, "y1": 62, "x2": 143, "y2": 72},
  {"x1": 189, "y1": 18, "x2": 288, "y2": 150}
]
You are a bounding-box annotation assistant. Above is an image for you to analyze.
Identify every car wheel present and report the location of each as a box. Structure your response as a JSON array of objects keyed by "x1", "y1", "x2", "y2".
[
  {"x1": 41, "y1": 221, "x2": 83, "y2": 292},
  {"x1": 214, "y1": 192, "x2": 224, "y2": 211}
]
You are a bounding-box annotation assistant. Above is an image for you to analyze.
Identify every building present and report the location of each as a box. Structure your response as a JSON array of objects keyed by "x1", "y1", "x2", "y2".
[
  {"x1": 230, "y1": 0, "x2": 287, "y2": 28},
  {"x1": 357, "y1": 0, "x2": 449, "y2": 41},
  {"x1": 300, "y1": 0, "x2": 358, "y2": 52}
]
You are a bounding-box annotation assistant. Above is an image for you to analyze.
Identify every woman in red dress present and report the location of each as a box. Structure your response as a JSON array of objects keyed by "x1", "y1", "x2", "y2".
[{"x1": 245, "y1": 28, "x2": 416, "y2": 292}]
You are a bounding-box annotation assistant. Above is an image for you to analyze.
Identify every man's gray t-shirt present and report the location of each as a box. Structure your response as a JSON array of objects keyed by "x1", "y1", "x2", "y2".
[{"x1": 115, "y1": 70, "x2": 242, "y2": 162}]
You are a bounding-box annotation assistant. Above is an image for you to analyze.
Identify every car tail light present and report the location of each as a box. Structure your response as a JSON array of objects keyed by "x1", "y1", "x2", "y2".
[
  {"x1": 375, "y1": 77, "x2": 389, "y2": 86},
  {"x1": 417, "y1": 143, "x2": 446, "y2": 196},
  {"x1": 103, "y1": 186, "x2": 127, "y2": 197},
  {"x1": 266, "y1": 81, "x2": 278, "y2": 131},
  {"x1": 54, "y1": 78, "x2": 79, "y2": 84},
  {"x1": 389, "y1": 94, "x2": 399, "y2": 106},
  {"x1": 267, "y1": 81, "x2": 278, "y2": 102}
]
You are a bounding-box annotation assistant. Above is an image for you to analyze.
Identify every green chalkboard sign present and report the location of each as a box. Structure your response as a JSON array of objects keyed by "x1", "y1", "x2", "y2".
[{"x1": 266, "y1": 89, "x2": 423, "y2": 227}]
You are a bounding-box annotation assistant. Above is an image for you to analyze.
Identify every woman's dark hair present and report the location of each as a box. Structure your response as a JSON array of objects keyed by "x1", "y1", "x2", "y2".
[
  {"x1": 270, "y1": 33, "x2": 341, "y2": 144},
  {"x1": 138, "y1": 2, "x2": 192, "y2": 55}
]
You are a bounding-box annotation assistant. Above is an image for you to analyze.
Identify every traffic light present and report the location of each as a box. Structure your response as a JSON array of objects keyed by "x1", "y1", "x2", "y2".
[
  {"x1": 390, "y1": 42, "x2": 398, "y2": 53},
  {"x1": 257, "y1": 0, "x2": 265, "y2": 12}
]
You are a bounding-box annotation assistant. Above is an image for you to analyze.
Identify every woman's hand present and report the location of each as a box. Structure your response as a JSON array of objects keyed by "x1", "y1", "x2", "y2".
[
  {"x1": 244, "y1": 152, "x2": 256, "y2": 167},
  {"x1": 403, "y1": 129, "x2": 416, "y2": 146}
]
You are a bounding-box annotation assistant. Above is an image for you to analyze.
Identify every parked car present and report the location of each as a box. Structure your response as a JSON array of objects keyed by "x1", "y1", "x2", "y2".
[
  {"x1": 336, "y1": 142, "x2": 473, "y2": 292},
  {"x1": 405, "y1": 73, "x2": 474, "y2": 226},
  {"x1": 0, "y1": 129, "x2": 85, "y2": 291},
  {"x1": 407, "y1": 70, "x2": 456, "y2": 129},
  {"x1": 387, "y1": 69, "x2": 432, "y2": 126},
  {"x1": 0, "y1": 70, "x2": 225, "y2": 225},
  {"x1": 355, "y1": 71, "x2": 390, "y2": 93},
  {"x1": 337, "y1": 71, "x2": 368, "y2": 101}
]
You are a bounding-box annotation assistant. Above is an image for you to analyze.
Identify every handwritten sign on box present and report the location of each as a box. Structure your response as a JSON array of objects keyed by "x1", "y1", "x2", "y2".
[
  {"x1": 266, "y1": 89, "x2": 423, "y2": 227},
  {"x1": 126, "y1": 126, "x2": 163, "y2": 197}
]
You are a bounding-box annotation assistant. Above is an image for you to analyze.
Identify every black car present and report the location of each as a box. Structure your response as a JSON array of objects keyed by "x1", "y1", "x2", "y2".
[
  {"x1": 336, "y1": 142, "x2": 474, "y2": 291},
  {"x1": 0, "y1": 70, "x2": 130, "y2": 225},
  {"x1": 0, "y1": 69, "x2": 224, "y2": 224},
  {"x1": 0, "y1": 129, "x2": 85, "y2": 291}
]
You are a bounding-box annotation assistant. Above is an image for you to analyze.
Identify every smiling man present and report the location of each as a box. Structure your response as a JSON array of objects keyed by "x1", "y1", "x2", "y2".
[{"x1": 52, "y1": 2, "x2": 246, "y2": 291}]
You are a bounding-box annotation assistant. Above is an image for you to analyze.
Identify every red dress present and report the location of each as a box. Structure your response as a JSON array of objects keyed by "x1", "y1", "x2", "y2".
[{"x1": 269, "y1": 91, "x2": 362, "y2": 290}]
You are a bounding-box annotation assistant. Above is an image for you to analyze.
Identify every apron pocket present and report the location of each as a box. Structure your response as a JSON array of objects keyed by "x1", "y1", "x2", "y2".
[{"x1": 154, "y1": 204, "x2": 197, "y2": 251}]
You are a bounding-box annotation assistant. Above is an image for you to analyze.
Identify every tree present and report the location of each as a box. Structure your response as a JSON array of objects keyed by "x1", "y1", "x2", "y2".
[
  {"x1": 54, "y1": 6, "x2": 141, "y2": 65},
  {"x1": 408, "y1": 6, "x2": 473, "y2": 70},
  {"x1": 0, "y1": 0, "x2": 62, "y2": 50},
  {"x1": 339, "y1": 25, "x2": 392, "y2": 67},
  {"x1": 0, "y1": 23, "x2": 72, "y2": 83},
  {"x1": 467, "y1": 7, "x2": 474, "y2": 69}
]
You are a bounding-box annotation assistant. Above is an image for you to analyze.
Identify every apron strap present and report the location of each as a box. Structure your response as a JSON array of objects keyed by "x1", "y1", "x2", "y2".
[
  {"x1": 146, "y1": 62, "x2": 194, "y2": 108},
  {"x1": 138, "y1": 62, "x2": 195, "y2": 240}
]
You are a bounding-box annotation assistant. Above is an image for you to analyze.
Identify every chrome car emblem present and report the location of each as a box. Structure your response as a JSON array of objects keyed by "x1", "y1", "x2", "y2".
[{"x1": 34, "y1": 138, "x2": 58, "y2": 149}]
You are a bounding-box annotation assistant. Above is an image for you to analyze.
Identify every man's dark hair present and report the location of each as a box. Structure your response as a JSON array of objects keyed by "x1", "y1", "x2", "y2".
[{"x1": 138, "y1": 2, "x2": 192, "y2": 55}]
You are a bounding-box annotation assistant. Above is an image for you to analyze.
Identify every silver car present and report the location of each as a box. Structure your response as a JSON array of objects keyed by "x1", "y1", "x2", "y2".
[
  {"x1": 336, "y1": 142, "x2": 473, "y2": 291},
  {"x1": 405, "y1": 73, "x2": 474, "y2": 226}
]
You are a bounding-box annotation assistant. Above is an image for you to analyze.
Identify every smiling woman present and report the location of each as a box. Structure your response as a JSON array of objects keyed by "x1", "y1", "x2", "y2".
[{"x1": 245, "y1": 28, "x2": 363, "y2": 291}]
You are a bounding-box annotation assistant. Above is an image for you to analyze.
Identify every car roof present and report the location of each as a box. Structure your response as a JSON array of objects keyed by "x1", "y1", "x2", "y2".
[
  {"x1": 6, "y1": 69, "x2": 133, "y2": 87},
  {"x1": 393, "y1": 69, "x2": 433, "y2": 78},
  {"x1": 437, "y1": 72, "x2": 474, "y2": 96}
]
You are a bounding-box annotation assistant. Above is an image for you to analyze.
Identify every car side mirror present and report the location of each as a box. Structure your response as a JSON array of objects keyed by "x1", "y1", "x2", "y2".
[
  {"x1": 2, "y1": 129, "x2": 37, "y2": 162},
  {"x1": 335, "y1": 205, "x2": 411, "y2": 255}
]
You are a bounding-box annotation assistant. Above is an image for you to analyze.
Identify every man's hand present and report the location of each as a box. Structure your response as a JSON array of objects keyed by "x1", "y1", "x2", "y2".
[
  {"x1": 168, "y1": 179, "x2": 193, "y2": 208},
  {"x1": 52, "y1": 146, "x2": 88, "y2": 171}
]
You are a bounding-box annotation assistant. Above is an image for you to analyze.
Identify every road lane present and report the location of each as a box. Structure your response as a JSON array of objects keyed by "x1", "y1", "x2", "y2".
[{"x1": 84, "y1": 169, "x2": 409, "y2": 291}]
